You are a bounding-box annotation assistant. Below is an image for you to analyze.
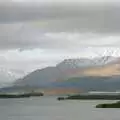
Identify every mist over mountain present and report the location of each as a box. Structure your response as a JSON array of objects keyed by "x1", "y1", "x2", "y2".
[{"x1": 0, "y1": 68, "x2": 17, "y2": 88}]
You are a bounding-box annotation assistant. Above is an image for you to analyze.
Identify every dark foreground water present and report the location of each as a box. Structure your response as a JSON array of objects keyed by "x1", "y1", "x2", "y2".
[{"x1": 0, "y1": 96, "x2": 120, "y2": 120}]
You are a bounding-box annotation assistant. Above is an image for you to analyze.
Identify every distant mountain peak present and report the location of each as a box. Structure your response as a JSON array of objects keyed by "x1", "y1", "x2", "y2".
[{"x1": 56, "y1": 56, "x2": 118, "y2": 71}]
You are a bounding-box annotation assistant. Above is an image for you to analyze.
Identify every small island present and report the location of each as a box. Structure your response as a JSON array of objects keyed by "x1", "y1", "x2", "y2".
[
  {"x1": 0, "y1": 91, "x2": 44, "y2": 99},
  {"x1": 96, "y1": 101, "x2": 120, "y2": 108}
]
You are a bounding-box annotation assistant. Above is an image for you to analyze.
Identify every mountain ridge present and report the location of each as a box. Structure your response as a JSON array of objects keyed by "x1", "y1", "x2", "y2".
[{"x1": 14, "y1": 56, "x2": 120, "y2": 87}]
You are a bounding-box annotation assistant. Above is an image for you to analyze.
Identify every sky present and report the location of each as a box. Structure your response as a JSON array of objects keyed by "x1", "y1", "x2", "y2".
[{"x1": 0, "y1": 0, "x2": 120, "y2": 79}]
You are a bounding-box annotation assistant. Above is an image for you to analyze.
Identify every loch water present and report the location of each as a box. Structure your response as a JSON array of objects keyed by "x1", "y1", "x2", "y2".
[{"x1": 0, "y1": 96, "x2": 119, "y2": 120}]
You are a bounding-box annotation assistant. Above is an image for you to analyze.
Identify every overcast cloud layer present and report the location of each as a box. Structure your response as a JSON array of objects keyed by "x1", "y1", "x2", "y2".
[
  {"x1": 0, "y1": 1, "x2": 120, "y2": 81},
  {"x1": 0, "y1": 4, "x2": 120, "y2": 33}
]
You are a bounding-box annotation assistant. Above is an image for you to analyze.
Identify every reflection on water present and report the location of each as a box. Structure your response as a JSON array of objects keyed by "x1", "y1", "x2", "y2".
[{"x1": 0, "y1": 96, "x2": 119, "y2": 120}]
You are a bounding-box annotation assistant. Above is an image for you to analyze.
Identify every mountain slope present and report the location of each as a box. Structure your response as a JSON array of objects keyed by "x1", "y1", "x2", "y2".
[
  {"x1": 49, "y1": 76, "x2": 120, "y2": 91},
  {"x1": 82, "y1": 64, "x2": 120, "y2": 76},
  {"x1": 15, "y1": 67, "x2": 63, "y2": 86}
]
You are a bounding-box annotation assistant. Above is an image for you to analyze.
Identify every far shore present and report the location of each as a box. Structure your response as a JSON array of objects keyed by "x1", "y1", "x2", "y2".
[
  {"x1": 57, "y1": 94, "x2": 120, "y2": 100},
  {"x1": 0, "y1": 92, "x2": 44, "y2": 98}
]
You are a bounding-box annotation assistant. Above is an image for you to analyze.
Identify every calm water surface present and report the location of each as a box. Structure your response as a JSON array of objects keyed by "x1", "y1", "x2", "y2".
[{"x1": 0, "y1": 96, "x2": 120, "y2": 120}]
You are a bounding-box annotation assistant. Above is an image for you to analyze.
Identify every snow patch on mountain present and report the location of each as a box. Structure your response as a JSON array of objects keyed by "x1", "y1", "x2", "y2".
[{"x1": 57, "y1": 56, "x2": 118, "y2": 71}]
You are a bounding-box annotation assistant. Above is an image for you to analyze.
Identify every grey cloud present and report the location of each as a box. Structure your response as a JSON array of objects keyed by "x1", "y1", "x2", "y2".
[
  {"x1": 0, "y1": 3, "x2": 120, "y2": 33},
  {"x1": 0, "y1": 23, "x2": 120, "y2": 50},
  {"x1": 0, "y1": 3, "x2": 119, "y2": 50}
]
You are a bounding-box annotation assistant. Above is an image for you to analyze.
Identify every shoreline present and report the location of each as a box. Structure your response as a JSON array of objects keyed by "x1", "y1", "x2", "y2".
[
  {"x1": 57, "y1": 94, "x2": 120, "y2": 101},
  {"x1": 0, "y1": 92, "x2": 44, "y2": 99}
]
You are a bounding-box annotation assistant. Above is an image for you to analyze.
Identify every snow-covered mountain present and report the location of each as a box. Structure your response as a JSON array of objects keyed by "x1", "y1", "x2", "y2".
[{"x1": 14, "y1": 56, "x2": 120, "y2": 87}]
